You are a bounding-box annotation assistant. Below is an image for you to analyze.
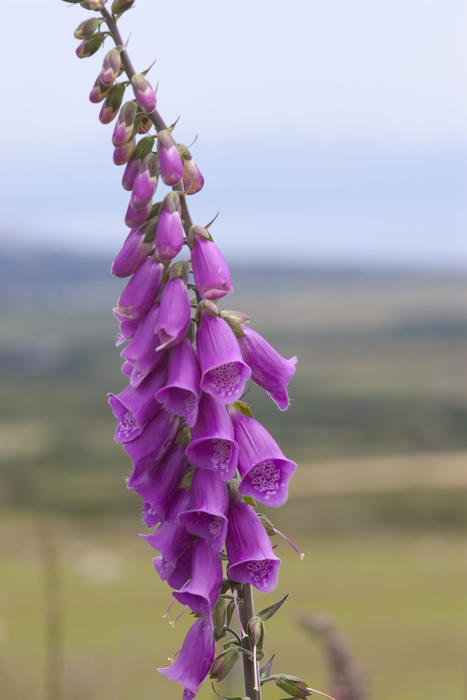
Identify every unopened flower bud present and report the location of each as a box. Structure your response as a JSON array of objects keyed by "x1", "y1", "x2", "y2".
[
  {"x1": 138, "y1": 115, "x2": 152, "y2": 134},
  {"x1": 75, "y1": 32, "x2": 107, "y2": 58},
  {"x1": 111, "y1": 0, "x2": 134, "y2": 16},
  {"x1": 157, "y1": 130, "x2": 184, "y2": 186},
  {"x1": 248, "y1": 615, "x2": 265, "y2": 648},
  {"x1": 178, "y1": 143, "x2": 204, "y2": 194},
  {"x1": 130, "y1": 152, "x2": 159, "y2": 210},
  {"x1": 131, "y1": 74, "x2": 157, "y2": 114},
  {"x1": 100, "y1": 48, "x2": 121, "y2": 86},
  {"x1": 99, "y1": 83, "x2": 125, "y2": 123},
  {"x1": 86, "y1": 0, "x2": 106, "y2": 9},
  {"x1": 112, "y1": 101, "x2": 137, "y2": 146},
  {"x1": 124, "y1": 199, "x2": 152, "y2": 228},
  {"x1": 210, "y1": 648, "x2": 239, "y2": 683},
  {"x1": 89, "y1": 76, "x2": 111, "y2": 103},
  {"x1": 275, "y1": 674, "x2": 311, "y2": 697},
  {"x1": 74, "y1": 17, "x2": 100, "y2": 39},
  {"x1": 190, "y1": 227, "x2": 232, "y2": 300},
  {"x1": 155, "y1": 192, "x2": 184, "y2": 261},
  {"x1": 113, "y1": 137, "x2": 135, "y2": 165},
  {"x1": 122, "y1": 158, "x2": 141, "y2": 191}
]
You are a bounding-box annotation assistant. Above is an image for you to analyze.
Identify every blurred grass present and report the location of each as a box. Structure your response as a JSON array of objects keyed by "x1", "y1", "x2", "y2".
[{"x1": 1, "y1": 264, "x2": 467, "y2": 698}]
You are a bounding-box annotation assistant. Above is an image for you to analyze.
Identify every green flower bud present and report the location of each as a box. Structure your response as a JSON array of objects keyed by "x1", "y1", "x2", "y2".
[
  {"x1": 111, "y1": 0, "x2": 135, "y2": 17},
  {"x1": 74, "y1": 17, "x2": 100, "y2": 39},
  {"x1": 275, "y1": 674, "x2": 311, "y2": 697},
  {"x1": 210, "y1": 648, "x2": 239, "y2": 683},
  {"x1": 75, "y1": 32, "x2": 107, "y2": 59},
  {"x1": 247, "y1": 615, "x2": 264, "y2": 649}
]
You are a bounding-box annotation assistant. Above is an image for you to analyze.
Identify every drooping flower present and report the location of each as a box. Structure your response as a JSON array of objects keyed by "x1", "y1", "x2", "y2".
[
  {"x1": 131, "y1": 441, "x2": 188, "y2": 526},
  {"x1": 179, "y1": 468, "x2": 228, "y2": 551},
  {"x1": 229, "y1": 407, "x2": 296, "y2": 507},
  {"x1": 196, "y1": 310, "x2": 251, "y2": 403},
  {"x1": 112, "y1": 101, "x2": 138, "y2": 147},
  {"x1": 141, "y1": 489, "x2": 191, "y2": 562},
  {"x1": 100, "y1": 47, "x2": 121, "y2": 86},
  {"x1": 130, "y1": 152, "x2": 159, "y2": 210},
  {"x1": 153, "y1": 540, "x2": 195, "y2": 588},
  {"x1": 99, "y1": 83, "x2": 125, "y2": 123},
  {"x1": 157, "y1": 617, "x2": 215, "y2": 700},
  {"x1": 113, "y1": 137, "x2": 135, "y2": 165},
  {"x1": 122, "y1": 158, "x2": 141, "y2": 191},
  {"x1": 155, "y1": 278, "x2": 191, "y2": 351},
  {"x1": 131, "y1": 73, "x2": 157, "y2": 114},
  {"x1": 185, "y1": 392, "x2": 238, "y2": 480},
  {"x1": 123, "y1": 407, "x2": 179, "y2": 487},
  {"x1": 190, "y1": 227, "x2": 232, "y2": 300},
  {"x1": 155, "y1": 192, "x2": 184, "y2": 261},
  {"x1": 226, "y1": 489, "x2": 281, "y2": 592},
  {"x1": 113, "y1": 257, "x2": 163, "y2": 320},
  {"x1": 107, "y1": 362, "x2": 166, "y2": 443},
  {"x1": 157, "y1": 129, "x2": 184, "y2": 186},
  {"x1": 124, "y1": 199, "x2": 152, "y2": 228},
  {"x1": 172, "y1": 539, "x2": 223, "y2": 616},
  {"x1": 178, "y1": 143, "x2": 204, "y2": 195},
  {"x1": 111, "y1": 228, "x2": 153, "y2": 278},
  {"x1": 155, "y1": 338, "x2": 200, "y2": 427},
  {"x1": 238, "y1": 326, "x2": 297, "y2": 410},
  {"x1": 120, "y1": 304, "x2": 165, "y2": 386}
]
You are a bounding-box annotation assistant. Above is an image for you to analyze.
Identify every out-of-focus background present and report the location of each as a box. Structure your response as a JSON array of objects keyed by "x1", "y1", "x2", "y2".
[{"x1": 1, "y1": 1, "x2": 467, "y2": 699}]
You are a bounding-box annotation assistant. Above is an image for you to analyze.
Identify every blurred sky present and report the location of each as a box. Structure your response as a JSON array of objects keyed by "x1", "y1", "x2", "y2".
[{"x1": 2, "y1": 0, "x2": 467, "y2": 265}]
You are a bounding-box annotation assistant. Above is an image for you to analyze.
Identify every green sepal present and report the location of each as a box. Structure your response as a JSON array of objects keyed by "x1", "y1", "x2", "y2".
[
  {"x1": 179, "y1": 467, "x2": 194, "y2": 489},
  {"x1": 133, "y1": 135, "x2": 156, "y2": 160},
  {"x1": 212, "y1": 597, "x2": 228, "y2": 639},
  {"x1": 232, "y1": 401, "x2": 253, "y2": 418},
  {"x1": 259, "y1": 654, "x2": 276, "y2": 680},
  {"x1": 211, "y1": 683, "x2": 245, "y2": 700},
  {"x1": 257, "y1": 594, "x2": 288, "y2": 622},
  {"x1": 242, "y1": 495, "x2": 257, "y2": 508}
]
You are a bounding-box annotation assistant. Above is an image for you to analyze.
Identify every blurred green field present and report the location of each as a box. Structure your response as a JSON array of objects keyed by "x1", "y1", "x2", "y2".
[{"x1": 1, "y1": 262, "x2": 467, "y2": 699}]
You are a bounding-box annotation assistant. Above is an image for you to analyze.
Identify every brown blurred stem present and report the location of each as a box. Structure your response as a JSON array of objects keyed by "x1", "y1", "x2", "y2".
[{"x1": 38, "y1": 517, "x2": 62, "y2": 700}]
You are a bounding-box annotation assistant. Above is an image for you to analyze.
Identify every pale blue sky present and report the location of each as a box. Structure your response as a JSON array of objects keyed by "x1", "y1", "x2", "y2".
[{"x1": 2, "y1": 0, "x2": 466, "y2": 265}]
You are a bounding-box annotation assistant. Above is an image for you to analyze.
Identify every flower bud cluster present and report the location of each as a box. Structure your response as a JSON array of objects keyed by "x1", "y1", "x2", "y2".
[{"x1": 69, "y1": 5, "x2": 300, "y2": 698}]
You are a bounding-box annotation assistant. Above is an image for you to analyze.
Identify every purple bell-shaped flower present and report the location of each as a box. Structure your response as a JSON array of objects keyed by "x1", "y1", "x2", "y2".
[
  {"x1": 124, "y1": 408, "x2": 179, "y2": 487},
  {"x1": 153, "y1": 540, "x2": 195, "y2": 588},
  {"x1": 141, "y1": 490, "x2": 191, "y2": 563},
  {"x1": 226, "y1": 489, "x2": 281, "y2": 592},
  {"x1": 120, "y1": 304, "x2": 165, "y2": 387},
  {"x1": 238, "y1": 326, "x2": 297, "y2": 410},
  {"x1": 155, "y1": 278, "x2": 191, "y2": 351},
  {"x1": 155, "y1": 193, "x2": 184, "y2": 261},
  {"x1": 157, "y1": 129, "x2": 184, "y2": 186},
  {"x1": 172, "y1": 539, "x2": 223, "y2": 616},
  {"x1": 111, "y1": 228, "x2": 153, "y2": 278},
  {"x1": 190, "y1": 227, "x2": 232, "y2": 301},
  {"x1": 230, "y1": 407, "x2": 296, "y2": 507},
  {"x1": 155, "y1": 338, "x2": 200, "y2": 427},
  {"x1": 131, "y1": 441, "x2": 188, "y2": 526},
  {"x1": 113, "y1": 257, "x2": 163, "y2": 320},
  {"x1": 196, "y1": 310, "x2": 251, "y2": 403},
  {"x1": 157, "y1": 617, "x2": 215, "y2": 700},
  {"x1": 185, "y1": 392, "x2": 239, "y2": 481},
  {"x1": 107, "y1": 362, "x2": 166, "y2": 443},
  {"x1": 130, "y1": 152, "x2": 159, "y2": 210},
  {"x1": 179, "y1": 468, "x2": 228, "y2": 551}
]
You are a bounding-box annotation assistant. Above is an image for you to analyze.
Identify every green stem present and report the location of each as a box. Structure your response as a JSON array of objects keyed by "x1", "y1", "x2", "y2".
[{"x1": 239, "y1": 583, "x2": 262, "y2": 700}]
